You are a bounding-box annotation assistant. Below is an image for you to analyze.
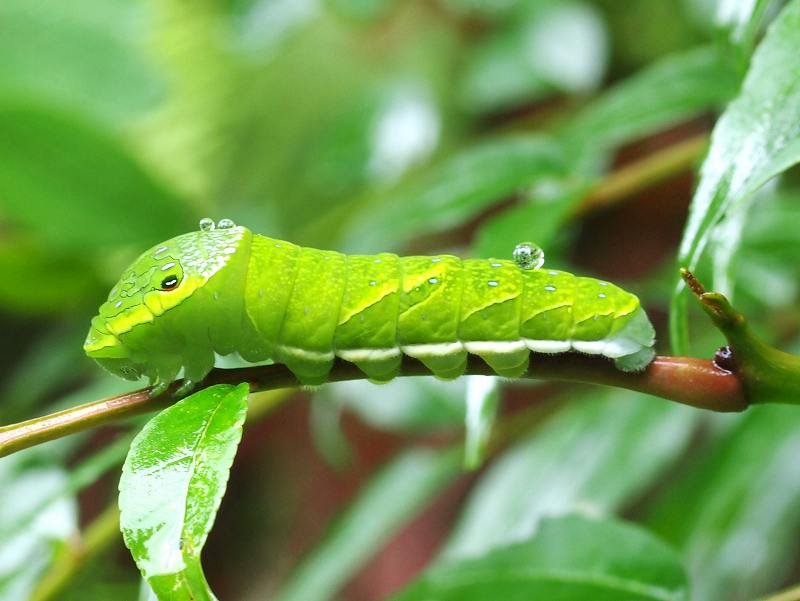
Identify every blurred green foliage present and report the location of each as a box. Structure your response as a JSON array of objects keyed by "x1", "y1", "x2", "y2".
[{"x1": 2, "y1": 0, "x2": 800, "y2": 600}]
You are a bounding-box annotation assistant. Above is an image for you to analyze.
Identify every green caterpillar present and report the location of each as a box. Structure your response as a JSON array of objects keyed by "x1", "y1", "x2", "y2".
[{"x1": 85, "y1": 219, "x2": 655, "y2": 395}]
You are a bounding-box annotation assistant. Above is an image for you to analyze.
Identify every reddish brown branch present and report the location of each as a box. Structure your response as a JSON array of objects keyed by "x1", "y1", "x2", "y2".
[{"x1": 0, "y1": 354, "x2": 747, "y2": 459}]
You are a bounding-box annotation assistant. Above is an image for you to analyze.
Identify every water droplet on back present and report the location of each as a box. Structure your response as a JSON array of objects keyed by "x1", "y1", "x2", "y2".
[
  {"x1": 199, "y1": 217, "x2": 216, "y2": 232},
  {"x1": 513, "y1": 242, "x2": 544, "y2": 270},
  {"x1": 217, "y1": 218, "x2": 236, "y2": 229}
]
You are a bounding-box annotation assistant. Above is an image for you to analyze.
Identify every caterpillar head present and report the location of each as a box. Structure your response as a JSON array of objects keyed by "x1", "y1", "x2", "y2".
[{"x1": 84, "y1": 222, "x2": 250, "y2": 385}]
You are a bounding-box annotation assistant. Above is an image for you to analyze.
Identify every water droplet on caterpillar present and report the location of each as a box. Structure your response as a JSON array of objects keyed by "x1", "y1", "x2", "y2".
[
  {"x1": 199, "y1": 217, "x2": 216, "y2": 232},
  {"x1": 512, "y1": 242, "x2": 544, "y2": 270},
  {"x1": 217, "y1": 218, "x2": 236, "y2": 229}
]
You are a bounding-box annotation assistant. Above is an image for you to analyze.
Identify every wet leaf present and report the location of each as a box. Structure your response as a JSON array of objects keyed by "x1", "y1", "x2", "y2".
[
  {"x1": 119, "y1": 384, "x2": 249, "y2": 601},
  {"x1": 671, "y1": 0, "x2": 800, "y2": 353},
  {"x1": 393, "y1": 514, "x2": 689, "y2": 601}
]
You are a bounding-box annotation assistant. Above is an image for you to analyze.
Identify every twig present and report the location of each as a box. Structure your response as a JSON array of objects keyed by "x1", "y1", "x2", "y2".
[
  {"x1": 575, "y1": 134, "x2": 708, "y2": 215},
  {"x1": 1, "y1": 354, "x2": 747, "y2": 459},
  {"x1": 756, "y1": 583, "x2": 800, "y2": 601}
]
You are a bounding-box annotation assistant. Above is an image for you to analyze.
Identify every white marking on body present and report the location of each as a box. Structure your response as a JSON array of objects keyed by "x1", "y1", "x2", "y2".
[
  {"x1": 525, "y1": 339, "x2": 571, "y2": 353},
  {"x1": 544, "y1": 285, "x2": 556, "y2": 291},
  {"x1": 548, "y1": 271, "x2": 558, "y2": 275},
  {"x1": 401, "y1": 342, "x2": 465, "y2": 357},
  {"x1": 161, "y1": 262, "x2": 176, "y2": 271},
  {"x1": 598, "y1": 293, "x2": 607, "y2": 298},
  {"x1": 277, "y1": 345, "x2": 335, "y2": 362},
  {"x1": 337, "y1": 348, "x2": 401, "y2": 362},
  {"x1": 431, "y1": 258, "x2": 442, "y2": 263},
  {"x1": 488, "y1": 281, "x2": 499, "y2": 287},
  {"x1": 428, "y1": 277, "x2": 439, "y2": 284},
  {"x1": 464, "y1": 340, "x2": 527, "y2": 354}
]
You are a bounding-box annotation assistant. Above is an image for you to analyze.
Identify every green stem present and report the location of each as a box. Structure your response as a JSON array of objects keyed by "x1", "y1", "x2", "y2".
[{"x1": 1, "y1": 354, "x2": 747, "y2": 459}]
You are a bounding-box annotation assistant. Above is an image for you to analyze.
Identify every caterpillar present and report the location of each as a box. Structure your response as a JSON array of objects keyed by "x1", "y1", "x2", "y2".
[{"x1": 85, "y1": 219, "x2": 655, "y2": 395}]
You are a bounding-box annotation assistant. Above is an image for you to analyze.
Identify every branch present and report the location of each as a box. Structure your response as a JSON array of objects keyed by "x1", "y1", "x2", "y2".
[
  {"x1": 0, "y1": 353, "x2": 747, "y2": 459},
  {"x1": 682, "y1": 268, "x2": 800, "y2": 405}
]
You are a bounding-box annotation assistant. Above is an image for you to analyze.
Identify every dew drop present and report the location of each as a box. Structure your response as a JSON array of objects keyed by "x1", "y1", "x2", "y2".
[
  {"x1": 488, "y1": 280, "x2": 499, "y2": 287},
  {"x1": 513, "y1": 242, "x2": 545, "y2": 270},
  {"x1": 217, "y1": 218, "x2": 236, "y2": 229},
  {"x1": 199, "y1": 217, "x2": 215, "y2": 232}
]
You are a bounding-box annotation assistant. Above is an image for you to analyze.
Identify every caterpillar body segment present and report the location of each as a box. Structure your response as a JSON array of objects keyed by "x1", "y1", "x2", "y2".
[{"x1": 84, "y1": 224, "x2": 656, "y2": 393}]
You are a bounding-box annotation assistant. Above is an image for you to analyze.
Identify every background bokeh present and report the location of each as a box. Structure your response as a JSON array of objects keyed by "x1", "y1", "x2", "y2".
[{"x1": 2, "y1": 1, "x2": 800, "y2": 600}]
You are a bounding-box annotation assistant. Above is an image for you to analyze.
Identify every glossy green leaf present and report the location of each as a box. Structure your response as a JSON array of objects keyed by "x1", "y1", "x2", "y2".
[
  {"x1": 393, "y1": 514, "x2": 689, "y2": 601},
  {"x1": 559, "y1": 45, "x2": 739, "y2": 160},
  {"x1": 463, "y1": 376, "x2": 499, "y2": 470},
  {"x1": 343, "y1": 135, "x2": 568, "y2": 252},
  {"x1": 274, "y1": 447, "x2": 462, "y2": 601},
  {"x1": 0, "y1": 105, "x2": 192, "y2": 252},
  {"x1": 671, "y1": 0, "x2": 800, "y2": 353},
  {"x1": 442, "y1": 391, "x2": 697, "y2": 559},
  {"x1": 119, "y1": 384, "x2": 250, "y2": 601},
  {"x1": 646, "y1": 405, "x2": 800, "y2": 601}
]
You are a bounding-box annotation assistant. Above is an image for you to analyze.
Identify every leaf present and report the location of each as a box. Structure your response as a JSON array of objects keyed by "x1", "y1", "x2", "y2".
[
  {"x1": 0, "y1": 105, "x2": 192, "y2": 252},
  {"x1": 442, "y1": 391, "x2": 697, "y2": 560},
  {"x1": 325, "y1": 378, "x2": 467, "y2": 434},
  {"x1": 119, "y1": 384, "x2": 250, "y2": 601},
  {"x1": 0, "y1": 0, "x2": 163, "y2": 124},
  {"x1": 343, "y1": 135, "x2": 569, "y2": 252},
  {"x1": 463, "y1": 376, "x2": 500, "y2": 470},
  {"x1": 671, "y1": 0, "x2": 800, "y2": 353},
  {"x1": 472, "y1": 46, "x2": 738, "y2": 259},
  {"x1": 392, "y1": 514, "x2": 689, "y2": 601},
  {"x1": 472, "y1": 181, "x2": 586, "y2": 259},
  {"x1": 715, "y1": 0, "x2": 775, "y2": 52},
  {"x1": 0, "y1": 450, "x2": 78, "y2": 601},
  {"x1": 459, "y1": 1, "x2": 608, "y2": 113},
  {"x1": 274, "y1": 447, "x2": 462, "y2": 601},
  {"x1": 559, "y1": 45, "x2": 739, "y2": 161},
  {"x1": 646, "y1": 405, "x2": 800, "y2": 601}
]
